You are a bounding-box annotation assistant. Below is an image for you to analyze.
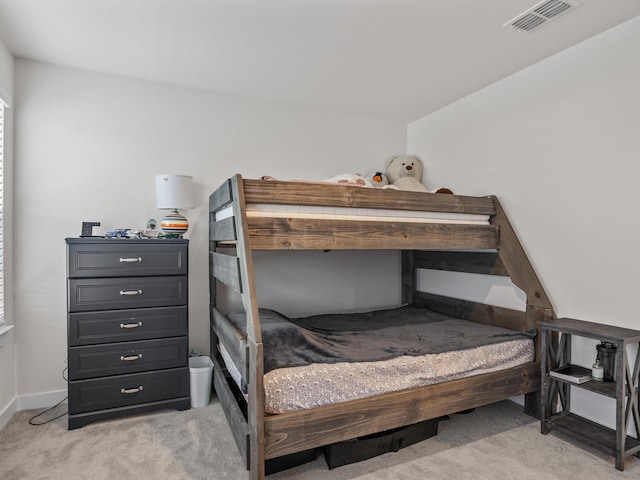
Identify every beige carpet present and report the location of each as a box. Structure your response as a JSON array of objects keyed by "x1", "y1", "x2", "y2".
[{"x1": 1, "y1": 398, "x2": 638, "y2": 479}]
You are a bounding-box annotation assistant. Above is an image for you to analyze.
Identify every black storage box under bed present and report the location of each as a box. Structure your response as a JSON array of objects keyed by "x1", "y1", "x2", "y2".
[{"x1": 323, "y1": 417, "x2": 442, "y2": 469}]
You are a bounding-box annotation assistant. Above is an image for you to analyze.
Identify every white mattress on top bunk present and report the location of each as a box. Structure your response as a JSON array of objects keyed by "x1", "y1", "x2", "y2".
[
  {"x1": 219, "y1": 337, "x2": 533, "y2": 415},
  {"x1": 215, "y1": 203, "x2": 490, "y2": 225}
]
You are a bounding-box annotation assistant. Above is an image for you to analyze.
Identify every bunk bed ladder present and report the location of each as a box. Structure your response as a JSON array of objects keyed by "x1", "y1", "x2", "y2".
[{"x1": 209, "y1": 176, "x2": 266, "y2": 479}]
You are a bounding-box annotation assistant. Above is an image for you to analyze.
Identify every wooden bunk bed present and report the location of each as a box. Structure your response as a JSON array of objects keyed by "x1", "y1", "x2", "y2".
[{"x1": 209, "y1": 174, "x2": 555, "y2": 479}]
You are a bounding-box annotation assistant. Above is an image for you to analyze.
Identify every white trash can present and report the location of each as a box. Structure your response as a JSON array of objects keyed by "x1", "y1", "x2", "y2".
[{"x1": 189, "y1": 356, "x2": 214, "y2": 408}]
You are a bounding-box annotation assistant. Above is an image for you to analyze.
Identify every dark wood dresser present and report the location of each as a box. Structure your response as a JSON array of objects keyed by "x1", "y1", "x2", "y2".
[{"x1": 65, "y1": 237, "x2": 190, "y2": 429}]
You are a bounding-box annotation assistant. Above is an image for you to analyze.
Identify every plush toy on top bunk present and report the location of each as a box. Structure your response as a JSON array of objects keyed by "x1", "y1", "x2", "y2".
[
  {"x1": 324, "y1": 172, "x2": 398, "y2": 189},
  {"x1": 385, "y1": 155, "x2": 453, "y2": 194},
  {"x1": 365, "y1": 171, "x2": 393, "y2": 188},
  {"x1": 322, "y1": 172, "x2": 372, "y2": 186}
]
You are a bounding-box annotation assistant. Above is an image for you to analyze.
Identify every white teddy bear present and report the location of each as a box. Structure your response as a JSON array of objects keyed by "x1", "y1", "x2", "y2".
[{"x1": 384, "y1": 155, "x2": 429, "y2": 192}]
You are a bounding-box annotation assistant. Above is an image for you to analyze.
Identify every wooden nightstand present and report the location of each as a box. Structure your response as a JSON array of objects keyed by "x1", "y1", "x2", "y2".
[{"x1": 541, "y1": 317, "x2": 640, "y2": 470}]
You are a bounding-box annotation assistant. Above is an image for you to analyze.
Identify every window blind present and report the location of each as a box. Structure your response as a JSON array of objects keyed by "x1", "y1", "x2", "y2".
[{"x1": 0, "y1": 100, "x2": 4, "y2": 325}]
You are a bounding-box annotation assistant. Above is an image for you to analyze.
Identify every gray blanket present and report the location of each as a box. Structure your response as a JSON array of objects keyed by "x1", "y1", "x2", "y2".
[{"x1": 226, "y1": 306, "x2": 535, "y2": 374}]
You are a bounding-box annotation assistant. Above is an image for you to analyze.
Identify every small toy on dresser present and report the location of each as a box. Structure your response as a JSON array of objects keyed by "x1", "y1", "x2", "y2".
[{"x1": 385, "y1": 155, "x2": 453, "y2": 194}]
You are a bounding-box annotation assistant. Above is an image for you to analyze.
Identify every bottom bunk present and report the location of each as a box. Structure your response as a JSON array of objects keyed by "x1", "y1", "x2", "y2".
[{"x1": 211, "y1": 304, "x2": 541, "y2": 470}]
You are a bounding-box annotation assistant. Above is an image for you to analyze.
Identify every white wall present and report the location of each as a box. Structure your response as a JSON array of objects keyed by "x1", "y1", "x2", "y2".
[
  {"x1": 0, "y1": 37, "x2": 15, "y2": 429},
  {"x1": 408, "y1": 16, "x2": 640, "y2": 429},
  {"x1": 12, "y1": 59, "x2": 406, "y2": 405}
]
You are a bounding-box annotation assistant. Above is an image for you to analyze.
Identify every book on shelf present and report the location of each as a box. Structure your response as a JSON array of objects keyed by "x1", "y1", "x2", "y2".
[{"x1": 549, "y1": 365, "x2": 593, "y2": 384}]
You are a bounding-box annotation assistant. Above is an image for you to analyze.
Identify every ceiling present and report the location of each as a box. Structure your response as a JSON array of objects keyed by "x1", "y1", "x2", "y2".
[{"x1": 1, "y1": 0, "x2": 639, "y2": 123}]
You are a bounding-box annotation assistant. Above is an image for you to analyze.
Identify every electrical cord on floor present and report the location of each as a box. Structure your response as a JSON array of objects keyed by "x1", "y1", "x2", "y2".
[{"x1": 28, "y1": 366, "x2": 69, "y2": 426}]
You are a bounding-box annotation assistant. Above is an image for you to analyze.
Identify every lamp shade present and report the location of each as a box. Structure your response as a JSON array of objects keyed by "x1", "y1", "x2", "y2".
[{"x1": 155, "y1": 174, "x2": 194, "y2": 210}]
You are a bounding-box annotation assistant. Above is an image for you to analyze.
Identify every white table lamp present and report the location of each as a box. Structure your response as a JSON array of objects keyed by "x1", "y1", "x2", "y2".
[{"x1": 155, "y1": 174, "x2": 194, "y2": 236}]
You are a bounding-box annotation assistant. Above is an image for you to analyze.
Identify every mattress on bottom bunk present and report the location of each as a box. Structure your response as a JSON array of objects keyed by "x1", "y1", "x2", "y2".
[{"x1": 221, "y1": 306, "x2": 535, "y2": 414}]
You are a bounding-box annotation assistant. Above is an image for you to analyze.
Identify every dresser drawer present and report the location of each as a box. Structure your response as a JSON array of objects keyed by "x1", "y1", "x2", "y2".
[
  {"x1": 68, "y1": 276, "x2": 187, "y2": 312},
  {"x1": 68, "y1": 368, "x2": 189, "y2": 414},
  {"x1": 68, "y1": 306, "x2": 188, "y2": 346},
  {"x1": 68, "y1": 337, "x2": 188, "y2": 380},
  {"x1": 67, "y1": 241, "x2": 188, "y2": 278}
]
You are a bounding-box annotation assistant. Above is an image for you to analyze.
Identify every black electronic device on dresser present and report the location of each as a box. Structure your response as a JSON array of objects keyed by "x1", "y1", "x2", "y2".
[{"x1": 65, "y1": 237, "x2": 190, "y2": 429}]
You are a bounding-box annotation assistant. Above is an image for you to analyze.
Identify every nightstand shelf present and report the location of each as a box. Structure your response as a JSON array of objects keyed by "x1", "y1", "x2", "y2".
[
  {"x1": 541, "y1": 317, "x2": 640, "y2": 471},
  {"x1": 547, "y1": 412, "x2": 640, "y2": 459},
  {"x1": 549, "y1": 365, "x2": 617, "y2": 397}
]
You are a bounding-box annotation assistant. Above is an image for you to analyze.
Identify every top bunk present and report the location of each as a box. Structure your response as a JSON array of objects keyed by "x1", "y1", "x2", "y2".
[
  {"x1": 209, "y1": 174, "x2": 500, "y2": 251},
  {"x1": 209, "y1": 174, "x2": 554, "y2": 314}
]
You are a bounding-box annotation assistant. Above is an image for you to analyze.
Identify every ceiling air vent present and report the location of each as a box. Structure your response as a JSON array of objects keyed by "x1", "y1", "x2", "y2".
[{"x1": 504, "y1": 0, "x2": 580, "y2": 33}]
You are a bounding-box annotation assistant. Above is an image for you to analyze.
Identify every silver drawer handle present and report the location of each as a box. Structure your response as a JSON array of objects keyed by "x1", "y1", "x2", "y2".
[
  {"x1": 120, "y1": 353, "x2": 143, "y2": 361},
  {"x1": 119, "y1": 257, "x2": 142, "y2": 263},
  {"x1": 119, "y1": 289, "x2": 142, "y2": 296},
  {"x1": 120, "y1": 321, "x2": 143, "y2": 329},
  {"x1": 121, "y1": 386, "x2": 144, "y2": 394}
]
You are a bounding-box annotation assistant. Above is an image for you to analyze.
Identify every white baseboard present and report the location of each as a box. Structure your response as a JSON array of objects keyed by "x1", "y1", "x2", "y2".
[
  {"x1": 17, "y1": 389, "x2": 67, "y2": 411},
  {"x1": 0, "y1": 390, "x2": 68, "y2": 431},
  {"x1": 0, "y1": 397, "x2": 18, "y2": 431}
]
